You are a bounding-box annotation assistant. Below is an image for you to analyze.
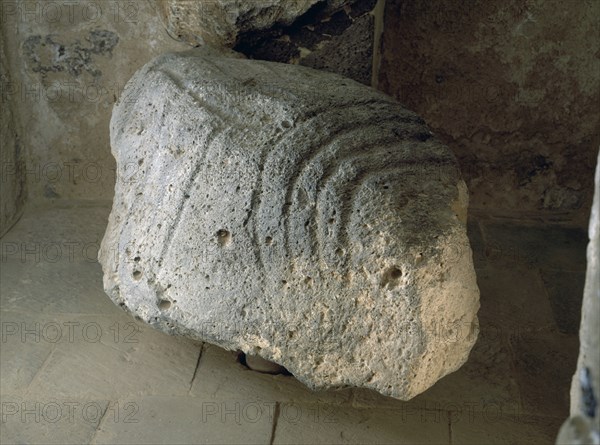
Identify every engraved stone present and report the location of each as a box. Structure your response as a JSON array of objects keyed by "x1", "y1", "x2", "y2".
[{"x1": 99, "y1": 47, "x2": 480, "y2": 400}]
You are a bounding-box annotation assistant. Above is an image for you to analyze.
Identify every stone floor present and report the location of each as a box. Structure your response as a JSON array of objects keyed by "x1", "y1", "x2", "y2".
[{"x1": 0, "y1": 200, "x2": 587, "y2": 444}]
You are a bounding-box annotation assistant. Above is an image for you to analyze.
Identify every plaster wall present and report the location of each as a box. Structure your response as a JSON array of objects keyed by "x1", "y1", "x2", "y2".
[
  {"x1": 0, "y1": 0, "x2": 189, "y2": 204},
  {"x1": 1, "y1": 21, "x2": 26, "y2": 235}
]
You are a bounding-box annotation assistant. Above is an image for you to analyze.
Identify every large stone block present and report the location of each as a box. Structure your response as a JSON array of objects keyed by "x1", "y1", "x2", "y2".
[
  {"x1": 158, "y1": 0, "x2": 348, "y2": 47},
  {"x1": 99, "y1": 47, "x2": 480, "y2": 400}
]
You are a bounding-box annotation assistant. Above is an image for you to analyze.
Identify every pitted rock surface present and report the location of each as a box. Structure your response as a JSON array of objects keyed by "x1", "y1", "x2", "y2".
[
  {"x1": 99, "y1": 47, "x2": 480, "y2": 400},
  {"x1": 158, "y1": 0, "x2": 349, "y2": 47}
]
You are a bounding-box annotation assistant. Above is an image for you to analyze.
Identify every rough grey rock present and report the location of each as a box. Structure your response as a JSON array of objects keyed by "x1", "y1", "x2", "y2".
[
  {"x1": 299, "y1": 12, "x2": 374, "y2": 85},
  {"x1": 158, "y1": 0, "x2": 348, "y2": 47},
  {"x1": 231, "y1": 1, "x2": 377, "y2": 85},
  {"x1": 560, "y1": 149, "x2": 600, "y2": 442},
  {"x1": 99, "y1": 47, "x2": 480, "y2": 400}
]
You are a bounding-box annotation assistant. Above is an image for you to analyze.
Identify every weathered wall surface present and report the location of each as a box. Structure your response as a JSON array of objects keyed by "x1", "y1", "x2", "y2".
[
  {"x1": 157, "y1": 0, "x2": 331, "y2": 47},
  {"x1": 571, "y1": 150, "x2": 600, "y2": 424},
  {"x1": 159, "y1": 0, "x2": 380, "y2": 86},
  {"x1": 3, "y1": 0, "x2": 597, "y2": 220},
  {"x1": 557, "y1": 150, "x2": 599, "y2": 443},
  {"x1": 233, "y1": 0, "x2": 378, "y2": 86},
  {"x1": 1, "y1": 0, "x2": 189, "y2": 203},
  {"x1": 0, "y1": 21, "x2": 26, "y2": 236},
  {"x1": 379, "y1": 0, "x2": 600, "y2": 227},
  {"x1": 1, "y1": 0, "x2": 380, "y2": 208}
]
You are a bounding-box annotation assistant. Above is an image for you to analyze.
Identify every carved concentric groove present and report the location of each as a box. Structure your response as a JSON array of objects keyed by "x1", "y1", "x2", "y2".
[
  {"x1": 120, "y1": 63, "x2": 435, "y2": 279},
  {"x1": 334, "y1": 158, "x2": 457, "y2": 271},
  {"x1": 103, "y1": 49, "x2": 480, "y2": 402},
  {"x1": 252, "y1": 99, "x2": 413, "y2": 271},
  {"x1": 286, "y1": 135, "x2": 401, "y2": 263},
  {"x1": 307, "y1": 137, "x2": 404, "y2": 264},
  {"x1": 277, "y1": 124, "x2": 429, "y2": 266},
  {"x1": 154, "y1": 68, "x2": 253, "y2": 265}
]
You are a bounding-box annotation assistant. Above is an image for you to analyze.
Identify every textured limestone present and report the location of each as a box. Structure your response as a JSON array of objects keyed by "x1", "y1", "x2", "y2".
[
  {"x1": 99, "y1": 48, "x2": 480, "y2": 400},
  {"x1": 158, "y1": 0, "x2": 348, "y2": 47},
  {"x1": 298, "y1": 12, "x2": 374, "y2": 85},
  {"x1": 559, "y1": 150, "x2": 600, "y2": 443},
  {"x1": 232, "y1": 0, "x2": 378, "y2": 85}
]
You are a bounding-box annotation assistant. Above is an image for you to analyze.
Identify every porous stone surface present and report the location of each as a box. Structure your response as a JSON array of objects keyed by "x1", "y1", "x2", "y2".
[
  {"x1": 158, "y1": 0, "x2": 348, "y2": 47},
  {"x1": 298, "y1": 12, "x2": 374, "y2": 85},
  {"x1": 159, "y1": 0, "x2": 378, "y2": 86},
  {"x1": 99, "y1": 47, "x2": 480, "y2": 400},
  {"x1": 561, "y1": 149, "x2": 600, "y2": 442},
  {"x1": 232, "y1": 0, "x2": 378, "y2": 85}
]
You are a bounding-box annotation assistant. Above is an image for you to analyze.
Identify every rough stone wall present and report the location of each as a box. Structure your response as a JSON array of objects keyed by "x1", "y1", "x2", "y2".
[
  {"x1": 571, "y1": 150, "x2": 600, "y2": 425},
  {"x1": 0, "y1": 0, "x2": 380, "y2": 208},
  {"x1": 157, "y1": 0, "x2": 329, "y2": 47},
  {"x1": 158, "y1": 0, "x2": 380, "y2": 86},
  {"x1": 1, "y1": 0, "x2": 190, "y2": 203},
  {"x1": 379, "y1": 0, "x2": 600, "y2": 227},
  {"x1": 0, "y1": 21, "x2": 26, "y2": 236},
  {"x1": 233, "y1": 0, "x2": 379, "y2": 86},
  {"x1": 557, "y1": 151, "x2": 599, "y2": 443},
  {"x1": 4, "y1": 1, "x2": 596, "y2": 222}
]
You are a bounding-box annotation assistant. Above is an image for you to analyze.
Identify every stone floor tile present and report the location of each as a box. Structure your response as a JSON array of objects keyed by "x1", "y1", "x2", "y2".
[
  {"x1": 451, "y1": 411, "x2": 562, "y2": 445},
  {"x1": 1, "y1": 200, "x2": 587, "y2": 444},
  {"x1": 0, "y1": 311, "x2": 57, "y2": 393},
  {"x1": 510, "y1": 334, "x2": 578, "y2": 418},
  {"x1": 539, "y1": 269, "x2": 585, "y2": 335},
  {"x1": 190, "y1": 344, "x2": 352, "y2": 405},
  {"x1": 26, "y1": 315, "x2": 201, "y2": 399},
  {"x1": 272, "y1": 402, "x2": 449, "y2": 444},
  {"x1": 0, "y1": 259, "x2": 117, "y2": 315},
  {"x1": 91, "y1": 396, "x2": 273, "y2": 445},
  {"x1": 0, "y1": 393, "x2": 107, "y2": 445}
]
